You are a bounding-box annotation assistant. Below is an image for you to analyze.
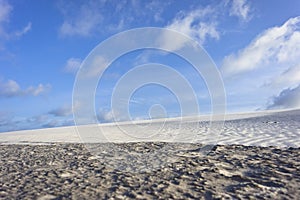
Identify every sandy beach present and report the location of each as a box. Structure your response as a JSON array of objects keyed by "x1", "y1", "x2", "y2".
[
  {"x1": 1, "y1": 143, "x2": 299, "y2": 199},
  {"x1": 1, "y1": 109, "x2": 300, "y2": 199}
]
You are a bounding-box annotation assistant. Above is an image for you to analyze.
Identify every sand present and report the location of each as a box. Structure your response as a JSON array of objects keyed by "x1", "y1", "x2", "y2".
[
  {"x1": 0, "y1": 109, "x2": 300, "y2": 199},
  {"x1": 0, "y1": 143, "x2": 299, "y2": 199},
  {"x1": 0, "y1": 109, "x2": 299, "y2": 147}
]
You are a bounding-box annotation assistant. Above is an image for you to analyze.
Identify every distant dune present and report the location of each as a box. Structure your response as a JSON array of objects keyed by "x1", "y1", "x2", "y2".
[{"x1": 1, "y1": 109, "x2": 299, "y2": 147}]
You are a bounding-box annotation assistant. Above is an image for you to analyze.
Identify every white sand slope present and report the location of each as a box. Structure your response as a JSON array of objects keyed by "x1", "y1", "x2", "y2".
[{"x1": 0, "y1": 109, "x2": 299, "y2": 147}]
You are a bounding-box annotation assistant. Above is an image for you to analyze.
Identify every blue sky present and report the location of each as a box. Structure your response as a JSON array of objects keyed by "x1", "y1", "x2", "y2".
[{"x1": 0, "y1": 0, "x2": 300, "y2": 132}]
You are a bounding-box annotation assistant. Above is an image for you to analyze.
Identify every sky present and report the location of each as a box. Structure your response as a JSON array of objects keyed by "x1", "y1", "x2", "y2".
[{"x1": 0, "y1": 0, "x2": 300, "y2": 132}]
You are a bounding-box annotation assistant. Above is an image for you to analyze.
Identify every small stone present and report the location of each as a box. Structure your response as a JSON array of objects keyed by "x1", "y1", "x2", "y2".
[
  {"x1": 60, "y1": 172, "x2": 73, "y2": 178},
  {"x1": 37, "y1": 194, "x2": 56, "y2": 200}
]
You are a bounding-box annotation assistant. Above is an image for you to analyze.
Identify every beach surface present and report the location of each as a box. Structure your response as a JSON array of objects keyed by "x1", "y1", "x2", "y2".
[
  {"x1": 1, "y1": 143, "x2": 299, "y2": 199},
  {"x1": 0, "y1": 109, "x2": 300, "y2": 199}
]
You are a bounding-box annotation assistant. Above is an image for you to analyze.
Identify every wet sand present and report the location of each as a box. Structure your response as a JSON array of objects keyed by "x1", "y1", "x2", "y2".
[{"x1": 1, "y1": 143, "x2": 299, "y2": 199}]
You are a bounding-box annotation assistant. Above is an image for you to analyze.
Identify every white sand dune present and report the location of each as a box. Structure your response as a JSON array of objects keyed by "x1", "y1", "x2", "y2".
[{"x1": 0, "y1": 109, "x2": 299, "y2": 147}]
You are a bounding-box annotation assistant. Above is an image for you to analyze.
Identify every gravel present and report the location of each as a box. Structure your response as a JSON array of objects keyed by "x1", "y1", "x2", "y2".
[{"x1": 0, "y1": 143, "x2": 300, "y2": 199}]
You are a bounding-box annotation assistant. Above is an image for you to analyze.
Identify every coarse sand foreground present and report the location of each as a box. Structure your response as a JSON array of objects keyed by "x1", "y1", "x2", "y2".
[{"x1": 0, "y1": 143, "x2": 299, "y2": 199}]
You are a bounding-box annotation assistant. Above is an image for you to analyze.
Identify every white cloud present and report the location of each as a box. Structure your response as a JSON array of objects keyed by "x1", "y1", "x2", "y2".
[
  {"x1": 64, "y1": 57, "x2": 82, "y2": 73},
  {"x1": 41, "y1": 117, "x2": 74, "y2": 128},
  {"x1": 80, "y1": 55, "x2": 109, "y2": 78},
  {"x1": 0, "y1": 0, "x2": 12, "y2": 38},
  {"x1": 48, "y1": 105, "x2": 73, "y2": 117},
  {"x1": 228, "y1": 0, "x2": 252, "y2": 21},
  {"x1": 0, "y1": 112, "x2": 17, "y2": 132},
  {"x1": 267, "y1": 64, "x2": 300, "y2": 89},
  {"x1": 43, "y1": 119, "x2": 60, "y2": 128},
  {"x1": 58, "y1": 0, "x2": 168, "y2": 36},
  {"x1": 0, "y1": 0, "x2": 11, "y2": 22},
  {"x1": 220, "y1": 16, "x2": 300, "y2": 111},
  {"x1": 57, "y1": 1, "x2": 193, "y2": 37},
  {"x1": 161, "y1": 6, "x2": 219, "y2": 51},
  {"x1": 0, "y1": 0, "x2": 32, "y2": 40},
  {"x1": 222, "y1": 16, "x2": 300, "y2": 76},
  {"x1": 277, "y1": 31, "x2": 300, "y2": 63},
  {"x1": 0, "y1": 79, "x2": 51, "y2": 98},
  {"x1": 267, "y1": 85, "x2": 300, "y2": 109},
  {"x1": 15, "y1": 22, "x2": 32, "y2": 37},
  {"x1": 27, "y1": 108, "x2": 75, "y2": 129},
  {"x1": 48, "y1": 102, "x2": 80, "y2": 117},
  {"x1": 145, "y1": 0, "x2": 170, "y2": 22},
  {"x1": 0, "y1": 79, "x2": 19, "y2": 96},
  {"x1": 27, "y1": 114, "x2": 49, "y2": 124},
  {"x1": 59, "y1": 1, "x2": 103, "y2": 37},
  {"x1": 26, "y1": 83, "x2": 50, "y2": 96},
  {"x1": 0, "y1": 110, "x2": 75, "y2": 132},
  {"x1": 98, "y1": 109, "x2": 118, "y2": 123}
]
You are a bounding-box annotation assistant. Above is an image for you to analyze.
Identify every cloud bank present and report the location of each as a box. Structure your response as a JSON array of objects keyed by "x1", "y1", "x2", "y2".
[
  {"x1": 0, "y1": 79, "x2": 51, "y2": 98},
  {"x1": 222, "y1": 16, "x2": 300, "y2": 77},
  {"x1": 221, "y1": 16, "x2": 300, "y2": 110},
  {"x1": 268, "y1": 85, "x2": 300, "y2": 109}
]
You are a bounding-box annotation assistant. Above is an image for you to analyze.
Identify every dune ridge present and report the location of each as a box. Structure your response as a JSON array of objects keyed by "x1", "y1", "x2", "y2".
[{"x1": 1, "y1": 109, "x2": 299, "y2": 147}]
